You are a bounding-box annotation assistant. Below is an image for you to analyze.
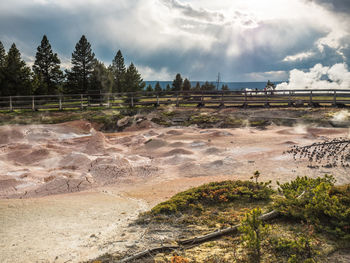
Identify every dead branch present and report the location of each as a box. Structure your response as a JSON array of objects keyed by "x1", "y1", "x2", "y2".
[
  {"x1": 118, "y1": 245, "x2": 180, "y2": 263},
  {"x1": 117, "y1": 210, "x2": 279, "y2": 262}
]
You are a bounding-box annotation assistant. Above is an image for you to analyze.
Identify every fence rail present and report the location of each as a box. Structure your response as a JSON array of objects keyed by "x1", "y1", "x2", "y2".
[{"x1": 0, "y1": 89, "x2": 349, "y2": 111}]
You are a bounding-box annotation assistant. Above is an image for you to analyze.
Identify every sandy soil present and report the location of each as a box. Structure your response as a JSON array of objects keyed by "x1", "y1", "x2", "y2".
[{"x1": 1, "y1": 121, "x2": 350, "y2": 262}]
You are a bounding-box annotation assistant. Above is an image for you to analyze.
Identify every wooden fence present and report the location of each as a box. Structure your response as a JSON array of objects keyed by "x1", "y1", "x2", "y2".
[{"x1": 0, "y1": 89, "x2": 349, "y2": 111}]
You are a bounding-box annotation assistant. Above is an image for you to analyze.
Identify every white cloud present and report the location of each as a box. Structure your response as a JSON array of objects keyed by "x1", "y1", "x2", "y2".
[
  {"x1": 276, "y1": 63, "x2": 350, "y2": 90},
  {"x1": 283, "y1": 51, "x2": 315, "y2": 62},
  {"x1": 137, "y1": 65, "x2": 173, "y2": 81},
  {"x1": 245, "y1": 70, "x2": 288, "y2": 81}
]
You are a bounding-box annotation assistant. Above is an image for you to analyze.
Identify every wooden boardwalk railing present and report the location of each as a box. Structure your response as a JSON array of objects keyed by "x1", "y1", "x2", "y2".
[{"x1": 0, "y1": 89, "x2": 349, "y2": 111}]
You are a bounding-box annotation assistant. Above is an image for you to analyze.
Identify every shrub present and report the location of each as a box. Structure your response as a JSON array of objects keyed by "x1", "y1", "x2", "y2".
[
  {"x1": 239, "y1": 208, "x2": 270, "y2": 263},
  {"x1": 274, "y1": 175, "x2": 350, "y2": 241},
  {"x1": 271, "y1": 223, "x2": 318, "y2": 263},
  {"x1": 272, "y1": 236, "x2": 317, "y2": 263},
  {"x1": 151, "y1": 180, "x2": 274, "y2": 215}
]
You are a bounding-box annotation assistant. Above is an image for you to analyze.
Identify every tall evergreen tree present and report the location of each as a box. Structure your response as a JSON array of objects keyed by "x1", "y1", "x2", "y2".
[
  {"x1": 172, "y1": 73, "x2": 183, "y2": 91},
  {"x1": 0, "y1": 41, "x2": 6, "y2": 96},
  {"x1": 2, "y1": 43, "x2": 31, "y2": 96},
  {"x1": 32, "y1": 35, "x2": 63, "y2": 95},
  {"x1": 154, "y1": 81, "x2": 162, "y2": 92},
  {"x1": 110, "y1": 50, "x2": 126, "y2": 93},
  {"x1": 89, "y1": 60, "x2": 113, "y2": 93},
  {"x1": 0, "y1": 41, "x2": 6, "y2": 67},
  {"x1": 124, "y1": 63, "x2": 144, "y2": 92},
  {"x1": 193, "y1": 81, "x2": 201, "y2": 91},
  {"x1": 146, "y1": 84, "x2": 153, "y2": 92},
  {"x1": 124, "y1": 63, "x2": 145, "y2": 103},
  {"x1": 182, "y1": 78, "x2": 191, "y2": 91},
  {"x1": 66, "y1": 35, "x2": 95, "y2": 94},
  {"x1": 166, "y1": 83, "x2": 171, "y2": 91}
]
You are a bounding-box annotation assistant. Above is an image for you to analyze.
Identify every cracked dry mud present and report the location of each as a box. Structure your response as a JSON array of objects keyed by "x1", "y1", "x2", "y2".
[{"x1": 1, "y1": 120, "x2": 350, "y2": 262}]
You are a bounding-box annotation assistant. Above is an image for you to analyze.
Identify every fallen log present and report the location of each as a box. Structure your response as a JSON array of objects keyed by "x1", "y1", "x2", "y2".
[
  {"x1": 118, "y1": 245, "x2": 179, "y2": 263},
  {"x1": 117, "y1": 210, "x2": 279, "y2": 262},
  {"x1": 178, "y1": 210, "x2": 279, "y2": 246},
  {"x1": 118, "y1": 192, "x2": 304, "y2": 262}
]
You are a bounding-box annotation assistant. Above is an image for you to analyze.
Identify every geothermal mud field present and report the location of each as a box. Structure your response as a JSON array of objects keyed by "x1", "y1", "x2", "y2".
[{"x1": 1, "y1": 120, "x2": 350, "y2": 262}]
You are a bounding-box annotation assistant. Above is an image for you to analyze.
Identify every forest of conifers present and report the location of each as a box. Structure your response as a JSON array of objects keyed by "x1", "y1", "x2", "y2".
[{"x1": 0, "y1": 35, "x2": 229, "y2": 97}]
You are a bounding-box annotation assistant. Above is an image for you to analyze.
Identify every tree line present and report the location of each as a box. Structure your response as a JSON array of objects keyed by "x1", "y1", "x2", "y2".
[
  {"x1": 0, "y1": 35, "x2": 145, "y2": 96},
  {"x1": 164, "y1": 73, "x2": 229, "y2": 92},
  {"x1": 0, "y1": 35, "x2": 230, "y2": 96}
]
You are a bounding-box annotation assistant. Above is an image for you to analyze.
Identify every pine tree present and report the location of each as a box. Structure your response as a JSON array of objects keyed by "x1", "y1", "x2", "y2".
[
  {"x1": 0, "y1": 41, "x2": 6, "y2": 67},
  {"x1": 239, "y1": 208, "x2": 270, "y2": 263},
  {"x1": 124, "y1": 63, "x2": 144, "y2": 92},
  {"x1": 110, "y1": 50, "x2": 126, "y2": 93},
  {"x1": 2, "y1": 43, "x2": 31, "y2": 96},
  {"x1": 66, "y1": 35, "x2": 95, "y2": 94},
  {"x1": 124, "y1": 63, "x2": 144, "y2": 102},
  {"x1": 154, "y1": 81, "x2": 162, "y2": 92},
  {"x1": 89, "y1": 60, "x2": 113, "y2": 93},
  {"x1": 182, "y1": 78, "x2": 191, "y2": 91},
  {"x1": 221, "y1": 84, "x2": 229, "y2": 91},
  {"x1": 146, "y1": 84, "x2": 153, "y2": 92},
  {"x1": 172, "y1": 73, "x2": 183, "y2": 91},
  {"x1": 166, "y1": 84, "x2": 171, "y2": 92},
  {"x1": 32, "y1": 35, "x2": 63, "y2": 95},
  {"x1": 193, "y1": 82, "x2": 201, "y2": 91},
  {"x1": 0, "y1": 41, "x2": 6, "y2": 96},
  {"x1": 201, "y1": 81, "x2": 215, "y2": 91}
]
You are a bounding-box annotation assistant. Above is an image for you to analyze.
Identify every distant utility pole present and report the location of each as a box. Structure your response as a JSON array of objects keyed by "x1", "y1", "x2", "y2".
[{"x1": 216, "y1": 72, "x2": 221, "y2": 91}]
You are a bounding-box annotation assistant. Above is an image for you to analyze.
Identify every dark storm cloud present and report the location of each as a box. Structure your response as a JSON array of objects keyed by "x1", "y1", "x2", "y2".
[
  {"x1": 307, "y1": 0, "x2": 350, "y2": 13},
  {"x1": 129, "y1": 19, "x2": 329, "y2": 81},
  {"x1": 0, "y1": 0, "x2": 349, "y2": 81},
  {"x1": 161, "y1": 0, "x2": 224, "y2": 22}
]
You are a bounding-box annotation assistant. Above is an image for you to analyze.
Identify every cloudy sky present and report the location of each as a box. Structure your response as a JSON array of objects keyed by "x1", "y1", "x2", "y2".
[{"x1": 0, "y1": 0, "x2": 349, "y2": 81}]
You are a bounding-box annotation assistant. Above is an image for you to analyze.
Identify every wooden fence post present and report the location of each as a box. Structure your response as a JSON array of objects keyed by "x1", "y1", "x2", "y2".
[
  {"x1": 107, "y1": 94, "x2": 110, "y2": 108},
  {"x1": 176, "y1": 92, "x2": 179, "y2": 107},
  {"x1": 32, "y1": 96, "x2": 35, "y2": 111},
  {"x1": 244, "y1": 90, "x2": 247, "y2": 107},
  {"x1": 157, "y1": 94, "x2": 159, "y2": 106},
  {"x1": 288, "y1": 91, "x2": 292, "y2": 106},
  {"x1": 59, "y1": 95, "x2": 62, "y2": 110},
  {"x1": 333, "y1": 90, "x2": 337, "y2": 106},
  {"x1": 80, "y1": 94, "x2": 83, "y2": 110},
  {"x1": 9, "y1": 96, "x2": 13, "y2": 111},
  {"x1": 309, "y1": 91, "x2": 313, "y2": 106},
  {"x1": 131, "y1": 96, "x2": 134, "y2": 107}
]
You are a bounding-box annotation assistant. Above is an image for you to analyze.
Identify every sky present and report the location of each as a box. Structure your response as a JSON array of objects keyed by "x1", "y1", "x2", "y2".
[{"x1": 0, "y1": 0, "x2": 349, "y2": 81}]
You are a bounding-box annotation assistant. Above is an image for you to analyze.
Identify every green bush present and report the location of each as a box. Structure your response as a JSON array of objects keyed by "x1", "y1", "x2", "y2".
[
  {"x1": 271, "y1": 225, "x2": 318, "y2": 263},
  {"x1": 239, "y1": 208, "x2": 270, "y2": 263},
  {"x1": 274, "y1": 175, "x2": 350, "y2": 241},
  {"x1": 151, "y1": 180, "x2": 274, "y2": 215}
]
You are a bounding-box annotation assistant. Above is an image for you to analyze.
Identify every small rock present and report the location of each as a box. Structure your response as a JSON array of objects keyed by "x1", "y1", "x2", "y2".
[
  {"x1": 126, "y1": 244, "x2": 136, "y2": 248},
  {"x1": 117, "y1": 117, "x2": 131, "y2": 127}
]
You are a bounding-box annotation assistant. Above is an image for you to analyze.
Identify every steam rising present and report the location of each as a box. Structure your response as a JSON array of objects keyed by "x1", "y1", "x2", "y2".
[
  {"x1": 332, "y1": 110, "x2": 350, "y2": 122},
  {"x1": 276, "y1": 63, "x2": 350, "y2": 90}
]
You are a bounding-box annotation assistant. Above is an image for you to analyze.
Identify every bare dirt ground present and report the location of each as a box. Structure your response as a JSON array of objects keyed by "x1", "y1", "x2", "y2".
[{"x1": 1, "y1": 120, "x2": 350, "y2": 262}]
